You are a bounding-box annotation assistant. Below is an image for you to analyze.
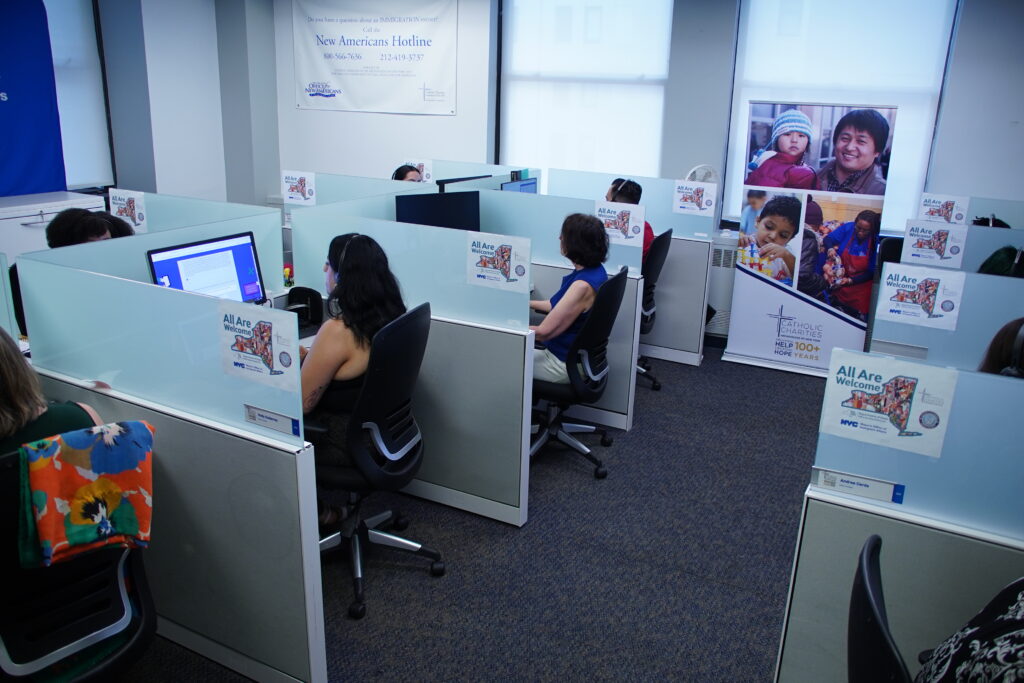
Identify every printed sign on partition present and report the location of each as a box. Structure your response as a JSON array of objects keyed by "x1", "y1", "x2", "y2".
[
  {"x1": 875, "y1": 263, "x2": 965, "y2": 331},
  {"x1": 595, "y1": 200, "x2": 644, "y2": 247},
  {"x1": 672, "y1": 180, "x2": 716, "y2": 215},
  {"x1": 108, "y1": 189, "x2": 147, "y2": 233},
  {"x1": 293, "y1": 0, "x2": 457, "y2": 116},
  {"x1": 918, "y1": 193, "x2": 968, "y2": 225},
  {"x1": 821, "y1": 349, "x2": 957, "y2": 458},
  {"x1": 220, "y1": 302, "x2": 299, "y2": 392},
  {"x1": 282, "y1": 170, "x2": 317, "y2": 206},
  {"x1": 901, "y1": 221, "x2": 968, "y2": 269},
  {"x1": 466, "y1": 232, "x2": 529, "y2": 293}
]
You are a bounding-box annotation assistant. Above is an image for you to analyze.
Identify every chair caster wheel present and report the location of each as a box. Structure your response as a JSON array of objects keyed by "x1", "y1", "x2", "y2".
[
  {"x1": 392, "y1": 515, "x2": 409, "y2": 532},
  {"x1": 600, "y1": 434, "x2": 613, "y2": 447},
  {"x1": 594, "y1": 466, "x2": 608, "y2": 479},
  {"x1": 348, "y1": 602, "x2": 366, "y2": 619},
  {"x1": 430, "y1": 561, "x2": 446, "y2": 577},
  {"x1": 652, "y1": 381, "x2": 661, "y2": 391}
]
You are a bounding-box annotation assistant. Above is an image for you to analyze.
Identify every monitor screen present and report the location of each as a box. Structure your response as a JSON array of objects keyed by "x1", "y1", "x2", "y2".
[
  {"x1": 395, "y1": 191, "x2": 480, "y2": 232},
  {"x1": 500, "y1": 178, "x2": 538, "y2": 194},
  {"x1": 146, "y1": 232, "x2": 267, "y2": 304}
]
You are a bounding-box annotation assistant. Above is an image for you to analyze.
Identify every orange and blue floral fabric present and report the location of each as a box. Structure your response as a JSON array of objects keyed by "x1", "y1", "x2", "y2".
[{"x1": 18, "y1": 421, "x2": 155, "y2": 568}]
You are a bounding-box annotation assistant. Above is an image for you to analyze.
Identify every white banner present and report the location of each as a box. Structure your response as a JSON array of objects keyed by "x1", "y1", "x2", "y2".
[
  {"x1": 901, "y1": 220, "x2": 968, "y2": 269},
  {"x1": 820, "y1": 349, "x2": 957, "y2": 458},
  {"x1": 595, "y1": 200, "x2": 645, "y2": 247},
  {"x1": 672, "y1": 180, "x2": 716, "y2": 215},
  {"x1": 293, "y1": 0, "x2": 457, "y2": 115},
  {"x1": 109, "y1": 188, "x2": 147, "y2": 233},
  {"x1": 466, "y1": 232, "x2": 530, "y2": 293},
  {"x1": 875, "y1": 263, "x2": 965, "y2": 331},
  {"x1": 917, "y1": 193, "x2": 968, "y2": 225}
]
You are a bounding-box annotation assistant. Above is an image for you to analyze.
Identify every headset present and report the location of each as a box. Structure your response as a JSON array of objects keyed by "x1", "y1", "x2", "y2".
[{"x1": 1001, "y1": 321, "x2": 1024, "y2": 378}]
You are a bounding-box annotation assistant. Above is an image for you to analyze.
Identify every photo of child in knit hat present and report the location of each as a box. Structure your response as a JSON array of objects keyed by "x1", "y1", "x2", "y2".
[{"x1": 744, "y1": 108, "x2": 816, "y2": 190}]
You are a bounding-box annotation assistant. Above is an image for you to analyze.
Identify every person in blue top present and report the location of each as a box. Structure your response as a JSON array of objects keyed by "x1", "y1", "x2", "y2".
[{"x1": 529, "y1": 213, "x2": 609, "y2": 383}]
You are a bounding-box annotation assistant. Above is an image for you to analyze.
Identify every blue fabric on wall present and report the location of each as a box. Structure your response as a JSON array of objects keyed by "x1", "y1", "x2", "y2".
[{"x1": 0, "y1": 0, "x2": 67, "y2": 196}]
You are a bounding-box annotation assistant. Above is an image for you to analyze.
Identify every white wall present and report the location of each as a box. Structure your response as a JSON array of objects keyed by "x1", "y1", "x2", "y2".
[
  {"x1": 142, "y1": 0, "x2": 227, "y2": 200},
  {"x1": 927, "y1": 0, "x2": 1024, "y2": 200},
  {"x1": 272, "y1": 0, "x2": 497, "y2": 180}
]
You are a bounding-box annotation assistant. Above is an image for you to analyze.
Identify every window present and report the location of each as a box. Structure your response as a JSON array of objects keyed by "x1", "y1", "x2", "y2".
[
  {"x1": 499, "y1": 0, "x2": 674, "y2": 177},
  {"x1": 724, "y1": 0, "x2": 957, "y2": 228}
]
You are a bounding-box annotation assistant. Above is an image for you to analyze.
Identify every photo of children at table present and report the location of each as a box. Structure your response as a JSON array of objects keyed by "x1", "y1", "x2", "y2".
[{"x1": 736, "y1": 194, "x2": 803, "y2": 286}]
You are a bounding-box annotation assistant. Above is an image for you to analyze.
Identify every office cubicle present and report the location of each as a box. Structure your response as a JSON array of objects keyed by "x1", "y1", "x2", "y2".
[
  {"x1": 17, "y1": 216, "x2": 327, "y2": 682},
  {"x1": 546, "y1": 168, "x2": 714, "y2": 366},
  {"x1": 967, "y1": 195, "x2": 1024, "y2": 229},
  {"x1": 290, "y1": 204, "x2": 533, "y2": 526},
  {"x1": 776, "y1": 351, "x2": 1024, "y2": 681},
  {"x1": 870, "y1": 265, "x2": 1024, "y2": 368}
]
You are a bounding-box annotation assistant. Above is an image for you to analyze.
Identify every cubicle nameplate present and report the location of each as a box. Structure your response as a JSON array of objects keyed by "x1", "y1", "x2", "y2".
[
  {"x1": 810, "y1": 467, "x2": 905, "y2": 504},
  {"x1": 245, "y1": 404, "x2": 301, "y2": 437}
]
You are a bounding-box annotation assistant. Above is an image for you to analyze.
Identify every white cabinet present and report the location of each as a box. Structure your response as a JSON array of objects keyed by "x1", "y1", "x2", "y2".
[{"x1": 0, "y1": 192, "x2": 106, "y2": 262}]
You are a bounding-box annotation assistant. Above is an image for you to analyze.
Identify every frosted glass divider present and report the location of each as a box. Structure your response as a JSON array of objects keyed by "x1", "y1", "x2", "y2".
[
  {"x1": 814, "y1": 361, "x2": 1024, "y2": 542},
  {"x1": 142, "y1": 193, "x2": 281, "y2": 233},
  {"x1": 309, "y1": 173, "x2": 436, "y2": 204},
  {"x1": 477, "y1": 190, "x2": 642, "y2": 275},
  {"x1": 290, "y1": 204, "x2": 529, "y2": 331},
  {"x1": 0, "y1": 253, "x2": 14, "y2": 337},
  {"x1": 18, "y1": 258, "x2": 304, "y2": 446},
  {"x1": 546, "y1": 168, "x2": 718, "y2": 239},
  {"x1": 26, "y1": 214, "x2": 285, "y2": 293},
  {"x1": 959, "y1": 225, "x2": 1024, "y2": 272},
  {"x1": 967, "y1": 196, "x2": 1024, "y2": 230}
]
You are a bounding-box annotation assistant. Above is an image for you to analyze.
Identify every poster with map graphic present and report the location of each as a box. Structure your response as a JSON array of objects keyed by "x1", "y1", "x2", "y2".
[
  {"x1": 219, "y1": 302, "x2": 299, "y2": 391},
  {"x1": 282, "y1": 170, "x2": 317, "y2": 206},
  {"x1": 820, "y1": 349, "x2": 957, "y2": 458},
  {"x1": 109, "y1": 189, "x2": 148, "y2": 233},
  {"x1": 917, "y1": 193, "x2": 968, "y2": 225},
  {"x1": 901, "y1": 221, "x2": 968, "y2": 269},
  {"x1": 466, "y1": 232, "x2": 530, "y2": 292},
  {"x1": 672, "y1": 180, "x2": 716, "y2": 215},
  {"x1": 875, "y1": 263, "x2": 966, "y2": 331},
  {"x1": 594, "y1": 200, "x2": 644, "y2": 247}
]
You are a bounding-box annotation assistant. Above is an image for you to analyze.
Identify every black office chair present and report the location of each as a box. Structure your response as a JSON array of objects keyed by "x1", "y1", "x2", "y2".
[
  {"x1": 531, "y1": 267, "x2": 628, "y2": 479},
  {"x1": 9, "y1": 264, "x2": 27, "y2": 337},
  {"x1": 309, "y1": 303, "x2": 444, "y2": 620},
  {"x1": 637, "y1": 229, "x2": 673, "y2": 390},
  {"x1": 285, "y1": 285, "x2": 324, "y2": 338},
  {"x1": 848, "y1": 535, "x2": 911, "y2": 683},
  {"x1": 0, "y1": 449, "x2": 156, "y2": 680}
]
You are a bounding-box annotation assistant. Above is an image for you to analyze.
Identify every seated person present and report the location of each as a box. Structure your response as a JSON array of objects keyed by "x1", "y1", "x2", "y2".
[
  {"x1": 45, "y1": 208, "x2": 132, "y2": 247},
  {"x1": 392, "y1": 164, "x2": 423, "y2": 182},
  {"x1": 978, "y1": 317, "x2": 1024, "y2": 377},
  {"x1": 606, "y1": 178, "x2": 655, "y2": 261},
  {"x1": 0, "y1": 327, "x2": 103, "y2": 453},
  {"x1": 972, "y1": 215, "x2": 1011, "y2": 228},
  {"x1": 740, "y1": 190, "x2": 767, "y2": 235},
  {"x1": 736, "y1": 195, "x2": 802, "y2": 284},
  {"x1": 529, "y1": 214, "x2": 609, "y2": 384},
  {"x1": 299, "y1": 234, "x2": 406, "y2": 524}
]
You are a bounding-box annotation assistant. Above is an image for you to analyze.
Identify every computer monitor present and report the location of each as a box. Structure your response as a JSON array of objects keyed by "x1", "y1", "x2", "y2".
[
  {"x1": 146, "y1": 231, "x2": 268, "y2": 304},
  {"x1": 395, "y1": 191, "x2": 481, "y2": 232},
  {"x1": 500, "y1": 178, "x2": 538, "y2": 194}
]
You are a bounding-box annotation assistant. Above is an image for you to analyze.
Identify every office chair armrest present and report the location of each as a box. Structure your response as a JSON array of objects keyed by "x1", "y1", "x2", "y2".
[
  {"x1": 285, "y1": 303, "x2": 310, "y2": 312},
  {"x1": 304, "y1": 418, "x2": 329, "y2": 438}
]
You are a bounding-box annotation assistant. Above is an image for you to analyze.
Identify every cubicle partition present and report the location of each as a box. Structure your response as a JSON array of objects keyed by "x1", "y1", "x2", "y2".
[
  {"x1": 776, "y1": 351, "x2": 1024, "y2": 681},
  {"x1": 545, "y1": 168, "x2": 714, "y2": 366},
  {"x1": 869, "y1": 266, "x2": 1024, "y2": 368},
  {"x1": 957, "y1": 224, "x2": 1024, "y2": 271},
  {"x1": 432, "y1": 159, "x2": 541, "y2": 183},
  {"x1": 0, "y1": 253, "x2": 14, "y2": 337},
  {"x1": 290, "y1": 203, "x2": 533, "y2": 526},
  {"x1": 17, "y1": 221, "x2": 327, "y2": 681}
]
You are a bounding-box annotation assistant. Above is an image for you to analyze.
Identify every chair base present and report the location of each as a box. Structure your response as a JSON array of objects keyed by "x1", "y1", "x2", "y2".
[
  {"x1": 636, "y1": 356, "x2": 662, "y2": 391},
  {"x1": 529, "y1": 402, "x2": 610, "y2": 478},
  {"x1": 319, "y1": 507, "x2": 444, "y2": 619}
]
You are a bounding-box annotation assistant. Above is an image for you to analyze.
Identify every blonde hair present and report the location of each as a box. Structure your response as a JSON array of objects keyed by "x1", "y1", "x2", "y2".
[{"x1": 0, "y1": 327, "x2": 46, "y2": 439}]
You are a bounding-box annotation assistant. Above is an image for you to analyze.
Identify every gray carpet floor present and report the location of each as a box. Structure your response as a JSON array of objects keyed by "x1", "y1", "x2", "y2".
[{"x1": 116, "y1": 346, "x2": 825, "y2": 681}]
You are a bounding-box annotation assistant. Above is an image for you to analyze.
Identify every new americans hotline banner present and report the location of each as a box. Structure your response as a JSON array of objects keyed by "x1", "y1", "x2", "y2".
[{"x1": 292, "y1": 0, "x2": 457, "y2": 115}]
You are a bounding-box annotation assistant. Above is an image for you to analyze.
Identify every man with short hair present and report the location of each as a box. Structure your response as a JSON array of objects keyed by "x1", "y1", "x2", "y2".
[{"x1": 816, "y1": 109, "x2": 890, "y2": 196}]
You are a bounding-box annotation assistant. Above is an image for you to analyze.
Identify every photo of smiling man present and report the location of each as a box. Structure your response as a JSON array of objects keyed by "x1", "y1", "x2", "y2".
[{"x1": 816, "y1": 108, "x2": 893, "y2": 197}]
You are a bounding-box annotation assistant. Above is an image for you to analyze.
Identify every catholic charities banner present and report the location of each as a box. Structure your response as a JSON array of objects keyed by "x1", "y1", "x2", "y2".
[{"x1": 293, "y1": 0, "x2": 457, "y2": 115}]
